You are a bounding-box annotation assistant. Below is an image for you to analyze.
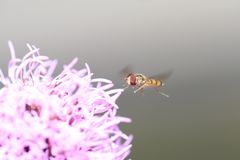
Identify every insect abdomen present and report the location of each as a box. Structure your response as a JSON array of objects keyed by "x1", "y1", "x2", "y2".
[{"x1": 147, "y1": 79, "x2": 162, "y2": 87}]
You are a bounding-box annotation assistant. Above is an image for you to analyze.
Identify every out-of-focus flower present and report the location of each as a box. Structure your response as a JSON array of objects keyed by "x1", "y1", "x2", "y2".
[{"x1": 0, "y1": 41, "x2": 132, "y2": 160}]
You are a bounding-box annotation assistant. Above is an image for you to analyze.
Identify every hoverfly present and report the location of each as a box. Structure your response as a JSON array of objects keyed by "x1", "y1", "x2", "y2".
[{"x1": 120, "y1": 65, "x2": 172, "y2": 97}]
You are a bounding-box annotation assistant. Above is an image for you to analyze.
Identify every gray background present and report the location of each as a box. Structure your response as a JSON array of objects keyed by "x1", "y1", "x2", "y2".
[{"x1": 1, "y1": 0, "x2": 240, "y2": 159}]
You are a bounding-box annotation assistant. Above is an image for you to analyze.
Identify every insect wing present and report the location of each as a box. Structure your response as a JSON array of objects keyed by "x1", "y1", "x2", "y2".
[
  {"x1": 119, "y1": 65, "x2": 133, "y2": 78},
  {"x1": 150, "y1": 70, "x2": 173, "y2": 81}
]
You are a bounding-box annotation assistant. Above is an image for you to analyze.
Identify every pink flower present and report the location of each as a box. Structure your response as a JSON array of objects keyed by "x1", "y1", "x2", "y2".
[{"x1": 0, "y1": 41, "x2": 132, "y2": 160}]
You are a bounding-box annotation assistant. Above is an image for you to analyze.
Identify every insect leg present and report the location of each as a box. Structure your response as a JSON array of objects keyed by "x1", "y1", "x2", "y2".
[
  {"x1": 134, "y1": 84, "x2": 146, "y2": 93},
  {"x1": 154, "y1": 88, "x2": 170, "y2": 98},
  {"x1": 139, "y1": 88, "x2": 145, "y2": 96},
  {"x1": 159, "y1": 92, "x2": 170, "y2": 98},
  {"x1": 123, "y1": 85, "x2": 129, "y2": 90}
]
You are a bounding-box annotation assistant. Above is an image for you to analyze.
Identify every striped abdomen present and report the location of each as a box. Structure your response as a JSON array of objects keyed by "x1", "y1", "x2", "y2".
[{"x1": 146, "y1": 78, "x2": 163, "y2": 87}]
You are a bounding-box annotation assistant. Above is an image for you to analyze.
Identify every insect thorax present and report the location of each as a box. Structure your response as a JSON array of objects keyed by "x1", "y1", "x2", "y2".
[{"x1": 135, "y1": 74, "x2": 147, "y2": 85}]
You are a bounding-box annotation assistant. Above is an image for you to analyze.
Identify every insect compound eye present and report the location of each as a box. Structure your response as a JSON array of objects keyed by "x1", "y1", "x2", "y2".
[{"x1": 130, "y1": 75, "x2": 136, "y2": 85}]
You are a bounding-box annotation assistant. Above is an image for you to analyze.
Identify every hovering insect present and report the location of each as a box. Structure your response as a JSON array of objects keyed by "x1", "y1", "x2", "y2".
[{"x1": 120, "y1": 65, "x2": 172, "y2": 97}]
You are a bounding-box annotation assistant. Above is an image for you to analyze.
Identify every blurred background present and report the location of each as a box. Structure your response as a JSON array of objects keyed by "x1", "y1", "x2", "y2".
[{"x1": 0, "y1": 0, "x2": 240, "y2": 159}]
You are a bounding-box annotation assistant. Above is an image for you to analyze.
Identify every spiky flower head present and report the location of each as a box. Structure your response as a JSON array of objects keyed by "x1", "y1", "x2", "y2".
[{"x1": 0, "y1": 41, "x2": 132, "y2": 160}]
